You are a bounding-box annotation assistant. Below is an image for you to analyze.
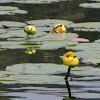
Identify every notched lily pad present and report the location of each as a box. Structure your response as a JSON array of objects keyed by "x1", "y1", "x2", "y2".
[{"x1": 0, "y1": 6, "x2": 27, "y2": 15}]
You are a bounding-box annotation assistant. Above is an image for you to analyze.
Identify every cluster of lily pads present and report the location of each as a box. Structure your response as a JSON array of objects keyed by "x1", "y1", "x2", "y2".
[
  {"x1": 0, "y1": 18, "x2": 100, "y2": 84},
  {"x1": 0, "y1": 0, "x2": 100, "y2": 84}
]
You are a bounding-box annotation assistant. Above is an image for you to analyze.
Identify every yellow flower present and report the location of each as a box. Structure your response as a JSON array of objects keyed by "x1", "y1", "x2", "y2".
[
  {"x1": 63, "y1": 51, "x2": 79, "y2": 68},
  {"x1": 24, "y1": 25, "x2": 37, "y2": 35},
  {"x1": 50, "y1": 23, "x2": 66, "y2": 33}
]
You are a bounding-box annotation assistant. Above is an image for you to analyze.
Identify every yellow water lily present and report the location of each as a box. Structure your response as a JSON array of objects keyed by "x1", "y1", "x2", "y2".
[
  {"x1": 24, "y1": 25, "x2": 37, "y2": 40},
  {"x1": 50, "y1": 23, "x2": 66, "y2": 33},
  {"x1": 62, "y1": 51, "x2": 79, "y2": 80}
]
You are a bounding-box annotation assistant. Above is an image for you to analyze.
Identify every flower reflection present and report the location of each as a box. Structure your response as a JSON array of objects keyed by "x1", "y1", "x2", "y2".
[{"x1": 25, "y1": 48, "x2": 36, "y2": 54}]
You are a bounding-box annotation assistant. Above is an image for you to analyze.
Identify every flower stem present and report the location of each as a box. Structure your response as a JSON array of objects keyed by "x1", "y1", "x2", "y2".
[
  {"x1": 65, "y1": 67, "x2": 71, "y2": 80},
  {"x1": 23, "y1": 34, "x2": 29, "y2": 41}
]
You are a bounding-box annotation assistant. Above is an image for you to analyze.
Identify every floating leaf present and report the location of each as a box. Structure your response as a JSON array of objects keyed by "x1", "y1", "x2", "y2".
[
  {"x1": 90, "y1": 0, "x2": 100, "y2": 2},
  {"x1": 27, "y1": 19, "x2": 73, "y2": 27},
  {"x1": 94, "y1": 39, "x2": 100, "y2": 43},
  {"x1": 39, "y1": 40, "x2": 78, "y2": 50},
  {"x1": 0, "y1": 21, "x2": 26, "y2": 27},
  {"x1": 0, "y1": 41, "x2": 41, "y2": 49},
  {"x1": 69, "y1": 22, "x2": 100, "y2": 32},
  {"x1": 0, "y1": 6, "x2": 27, "y2": 15},
  {"x1": 30, "y1": 33, "x2": 78, "y2": 41},
  {"x1": 0, "y1": 0, "x2": 63, "y2": 4},
  {"x1": 79, "y1": 3, "x2": 100, "y2": 9},
  {"x1": 0, "y1": 74, "x2": 63, "y2": 84}
]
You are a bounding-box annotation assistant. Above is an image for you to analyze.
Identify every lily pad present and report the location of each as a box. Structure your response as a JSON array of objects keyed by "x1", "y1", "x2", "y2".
[
  {"x1": 26, "y1": 19, "x2": 73, "y2": 27},
  {"x1": 69, "y1": 22, "x2": 100, "y2": 32},
  {"x1": 0, "y1": 41, "x2": 41, "y2": 49},
  {"x1": 39, "y1": 40, "x2": 78, "y2": 50},
  {"x1": 90, "y1": 0, "x2": 100, "y2": 2},
  {"x1": 66, "y1": 42, "x2": 100, "y2": 64},
  {"x1": 0, "y1": 74, "x2": 63, "y2": 84},
  {"x1": 14, "y1": 0, "x2": 66, "y2": 4},
  {"x1": 0, "y1": 21, "x2": 26, "y2": 27},
  {"x1": 0, "y1": 6, "x2": 27, "y2": 15},
  {"x1": 79, "y1": 3, "x2": 100, "y2": 9},
  {"x1": 30, "y1": 33, "x2": 78, "y2": 41},
  {"x1": 94, "y1": 39, "x2": 100, "y2": 43},
  {"x1": 6, "y1": 63, "x2": 68, "y2": 74},
  {"x1": 0, "y1": 29, "x2": 6, "y2": 34}
]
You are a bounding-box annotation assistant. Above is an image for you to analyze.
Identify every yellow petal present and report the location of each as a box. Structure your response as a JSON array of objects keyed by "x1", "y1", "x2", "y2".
[
  {"x1": 63, "y1": 56, "x2": 73, "y2": 66},
  {"x1": 69, "y1": 57, "x2": 79, "y2": 67},
  {"x1": 63, "y1": 51, "x2": 76, "y2": 58}
]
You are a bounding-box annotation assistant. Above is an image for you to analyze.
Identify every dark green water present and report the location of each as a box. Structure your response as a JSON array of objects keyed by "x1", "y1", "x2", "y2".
[{"x1": 0, "y1": 0, "x2": 100, "y2": 100}]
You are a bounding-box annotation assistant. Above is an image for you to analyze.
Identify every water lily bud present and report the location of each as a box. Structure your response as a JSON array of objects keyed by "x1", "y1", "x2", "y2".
[
  {"x1": 24, "y1": 25, "x2": 36, "y2": 35},
  {"x1": 50, "y1": 23, "x2": 66, "y2": 33},
  {"x1": 62, "y1": 51, "x2": 79, "y2": 68}
]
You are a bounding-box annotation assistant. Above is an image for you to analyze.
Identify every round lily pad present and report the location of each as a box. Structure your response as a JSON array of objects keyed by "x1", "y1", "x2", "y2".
[
  {"x1": 0, "y1": 41, "x2": 41, "y2": 49},
  {"x1": 26, "y1": 19, "x2": 73, "y2": 27},
  {"x1": 30, "y1": 33, "x2": 78, "y2": 41},
  {"x1": 79, "y1": 3, "x2": 100, "y2": 9},
  {"x1": 0, "y1": 6, "x2": 27, "y2": 15},
  {"x1": 0, "y1": 21, "x2": 26, "y2": 27},
  {"x1": 0, "y1": 74, "x2": 63, "y2": 84},
  {"x1": 39, "y1": 40, "x2": 78, "y2": 50},
  {"x1": 69, "y1": 22, "x2": 100, "y2": 32}
]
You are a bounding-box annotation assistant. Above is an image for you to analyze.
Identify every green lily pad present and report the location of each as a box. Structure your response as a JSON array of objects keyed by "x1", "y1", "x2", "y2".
[
  {"x1": 66, "y1": 42, "x2": 100, "y2": 64},
  {"x1": 90, "y1": 0, "x2": 100, "y2": 2},
  {"x1": 79, "y1": 3, "x2": 100, "y2": 9},
  {"x1": 69, "y1": 22, "x2": 100, "y2": 32},
  {"x1": 94, "y1": 39, "x2": 100, "y2": 43},
  {"x1": 71, "y1": 66, "x2": 100, "y2": 75},
  {"x1": 0, "y1": 41, "x2": 41, "y2": 49},
  {"x1": 26, "y1": 19, "x2": 73, "y2": 27},
  {"x1": 0, "y1": 21, "x2": 26, "y2": 27},
  {"x1": 30, "y1": 33, "x2": 78, "y2": 41},
  {"x1": 0, "y1": 6, "x2": 27, "y2": 15},
  {"x1": 6, "y1": 63, "x2": 68, "y2": 74},
  {"x1": 0, "y1": 74, "x2": 63, "y2": 84},
  {"x1": 39, "y1": 40, "x2": 78, "y2": 50},
  {"x1": 0, "y1": 29, "x2": 6, "y2": 34},
  {"x1": 12, "y1": 0, "x2": 64, "y2": 4}
]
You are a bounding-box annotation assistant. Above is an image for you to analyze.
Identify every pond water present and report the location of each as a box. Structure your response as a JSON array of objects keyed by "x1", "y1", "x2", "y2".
[{"x1": 0, "y1": 0, "x2": 100, "y2": 100}]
